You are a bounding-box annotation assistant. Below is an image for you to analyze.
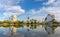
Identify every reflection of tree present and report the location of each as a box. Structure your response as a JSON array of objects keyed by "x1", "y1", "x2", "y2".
[
  {"x1": 0, "y1": 14, "x2": 60, "y2": 34},
  {"x1": 44, "y1": 25, "x2": 57, "y2": 34},
  {"x1": 0, "y1": 21, "x2": 3, "y2": 26},
  {"x1": 30, "y1": 24, "x2": 37, "y2": 30}
]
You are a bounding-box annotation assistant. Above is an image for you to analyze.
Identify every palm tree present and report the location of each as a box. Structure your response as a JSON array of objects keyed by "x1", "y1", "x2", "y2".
[
  {"x1": 27, "y1": 17, "x2": 30, "y2": 24},
  {"x1": 27, "y1": 17, "x2": 29, "y2": 20}
]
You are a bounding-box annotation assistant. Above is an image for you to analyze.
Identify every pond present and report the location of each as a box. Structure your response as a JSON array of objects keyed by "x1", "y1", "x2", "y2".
[{"x1": 0, "y1": 25, "x2": 60, "y2": 37}]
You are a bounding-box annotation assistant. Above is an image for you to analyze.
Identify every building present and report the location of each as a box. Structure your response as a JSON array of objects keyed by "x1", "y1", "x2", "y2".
[
  {"x1": 9, "y1": 15, "x2": 17, "y2": 21},
  {"x1": 45, "y1": 14, "x2": 55, "y2": 22}
]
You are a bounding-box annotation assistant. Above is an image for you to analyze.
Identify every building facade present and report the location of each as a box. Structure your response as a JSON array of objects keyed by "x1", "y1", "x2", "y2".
[{"x1": 9, "y1": 15, "x2": 17, "y2": 21}]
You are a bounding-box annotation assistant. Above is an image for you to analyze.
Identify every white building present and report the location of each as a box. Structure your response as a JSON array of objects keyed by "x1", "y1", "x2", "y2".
[
  {"x1": 9, "y1": 15, "x2": 17, "y2": 21},
  {"x1": 45, "y1": 14, "x2": 55, "y2": 22}
]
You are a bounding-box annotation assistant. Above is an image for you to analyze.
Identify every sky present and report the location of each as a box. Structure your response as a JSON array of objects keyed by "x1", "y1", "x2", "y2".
[{"x1": 0, "y1": 0, "x2": 60, "y2": 21}]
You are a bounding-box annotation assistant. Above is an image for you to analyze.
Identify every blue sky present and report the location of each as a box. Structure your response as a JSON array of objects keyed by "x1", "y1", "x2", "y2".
[{"x1": 0, "y1": 0, "x2": 60, "y2": 21}]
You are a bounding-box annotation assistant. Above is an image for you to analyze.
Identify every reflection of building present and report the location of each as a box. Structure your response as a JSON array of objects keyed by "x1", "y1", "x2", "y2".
[
  {"x1": 9, "y1": 15, "x2": 17, "y2": 21},
  {"x1": 3, "y1": 26, "x2": 17, "y2": 36}
]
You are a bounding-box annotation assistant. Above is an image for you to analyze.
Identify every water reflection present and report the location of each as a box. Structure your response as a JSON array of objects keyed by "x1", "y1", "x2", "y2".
[
  {"x1": 26, "y1": 24, "x2": 57, "y2": 34},
  {"x1": 0, "y1": 24, "x2": 60, "y2": 37},
  {"x1": 2, "y1": 24, "x2": 58, "y2": 34}
]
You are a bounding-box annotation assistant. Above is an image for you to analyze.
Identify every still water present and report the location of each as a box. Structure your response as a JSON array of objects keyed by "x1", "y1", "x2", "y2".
[{"x1": 0, "y1": 25, "x2": 60, "y2": 37}]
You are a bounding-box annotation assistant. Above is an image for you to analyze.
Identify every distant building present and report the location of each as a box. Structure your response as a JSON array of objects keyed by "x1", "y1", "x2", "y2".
[
  {"x1": 45, "y1": 14, "x2": 55, "y2": 22},
  {"x1": 9, "y1": 15, "x2": 17, "y2": 21},
  {"x1": 44, "y1": 14, "x2": 57, "y2": 34}
]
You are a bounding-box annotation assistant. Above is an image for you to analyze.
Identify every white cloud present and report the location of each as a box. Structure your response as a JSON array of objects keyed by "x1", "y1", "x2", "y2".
[
  {"x1": 3, "y1": 6, "x2": 25, "y2": 17},
  {"x1": 28, "y1": 9, "x2": 45, "y2": 15},
  {"x1": 40, "y1": 0, "x2": 60, "y2": 21},
  {"x1": 30, "y1": 7, "x2": 60, "y2": 21},
  {"x1": 43, "y1": 0, "x2": 55, "y2": 5},
  {"x1": 52, "y1": 0, "x2": 60, "y2": 7},
  {"x1": 0, "y1": 0, "x2": 25, "y2": 19},
  {"x1": 28, "y1": 9, "x2": 38, "y2": 14},
  {"x1": 0, "y1": 0, "x2": 23, "y2": 5},
  {"x1": 39, "y1": 7, "x2": 60, "y2": 21},
  {"x1": 30, "y1": 9, "x2": 36, "y2": 14},
  {"x1": 30, "y1": 16, "x2": 46, "y2": 22},
  {"x1": 28, "y1": 0, "x2": 60, "y2": 21},
  {"x1": 43, "y1": 0, "x2": 60, "y2": 7},
  {"x1": 0, "y1": 0, "x2": 24, "y2": 9},
  {"x1": 27, "y1": 9, "x2": 47, "y2": 21}
]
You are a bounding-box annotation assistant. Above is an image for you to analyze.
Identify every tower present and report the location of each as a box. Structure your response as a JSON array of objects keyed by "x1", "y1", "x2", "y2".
[
  {"x1": 13, "y1": 15, "x2": 17, "y2": 21},
  {"x1": 10, "y1": 15, "x2": 17, "y2": 21},
  {"x1": 9, "y1": 15, "x2": 17, "y2": 34}
]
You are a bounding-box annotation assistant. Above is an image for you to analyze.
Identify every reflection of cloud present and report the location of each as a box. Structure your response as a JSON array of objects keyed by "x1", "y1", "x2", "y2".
[{"x1": 3, "y1": 6, "x2": 25, "y2": 17}]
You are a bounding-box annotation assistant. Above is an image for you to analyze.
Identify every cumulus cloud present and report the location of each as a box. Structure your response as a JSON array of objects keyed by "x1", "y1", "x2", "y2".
[
  {"x1": 0, "y1": 0, "x2": 23, "y2": 5},
  {"x1": 3, "y1": 6, "x2": 25, "y2": 17},
  {"x1": 0, "y1": 0, "x2": 25, "y2": 18},
  {"x1": 28, "y1": 0, "x2": 60, "y2": 21},
  {"x1": 0, "y1": 0, "x2": 24, "y2": 9},
  {"x1": 27, "y1": 9, "x2": 46, "y2": 15},
  {"x1": 41, "y1": 0, "x2": 60, "y2": 21},
  {"x1": 43, "y1": 0, "x2": 55, "y2": 5},
  {"x1": 30, "y1": 16, "x2": 46, "y2": 22},
  {"x1": 39, "y1": 7, "x2": 60, "y2": 21},
  {"x1": 27, "y1": 9, "x2": 39, "y2": 14},
  {"x1": 43, "y1": 0, "x2": 60, "y2": 7},
  {"x1": 27, "y1": 9, "x2": 47, "y2": 21}
]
